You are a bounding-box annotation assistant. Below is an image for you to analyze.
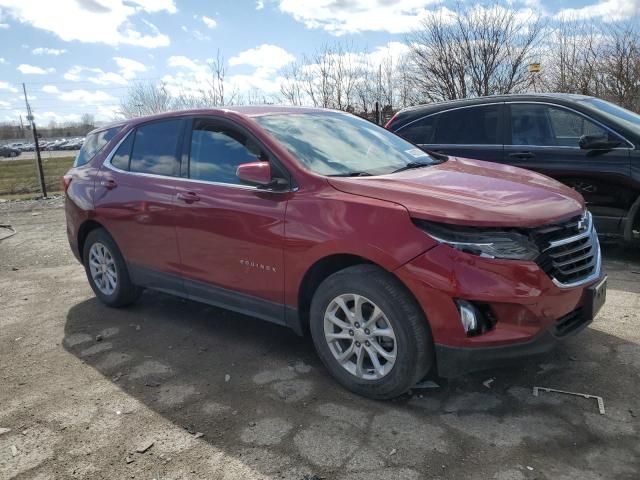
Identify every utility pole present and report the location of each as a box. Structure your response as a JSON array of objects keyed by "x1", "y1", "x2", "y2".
[{"x1": 22, "y1": 83, "x2": 47, "y2": 198}]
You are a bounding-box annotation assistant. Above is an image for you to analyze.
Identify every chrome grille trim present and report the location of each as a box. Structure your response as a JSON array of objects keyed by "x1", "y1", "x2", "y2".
[{"x1": 538, "y1": 212, "x2": 602, "y2": 289}]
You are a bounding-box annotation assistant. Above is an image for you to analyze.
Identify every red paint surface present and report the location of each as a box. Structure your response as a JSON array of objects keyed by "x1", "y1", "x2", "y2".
[{"x1": 65, "y1": 107, "x2": 603, "y2": 351}]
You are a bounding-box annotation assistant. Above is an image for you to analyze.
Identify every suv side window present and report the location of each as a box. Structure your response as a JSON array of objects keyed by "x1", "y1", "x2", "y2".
[
  {"x1": 510, "y1": 103, "x2": 616, "y2": 147},
  {"x1": 110, "y1": 131, "x2": 134, "y2": 171},
  {"x1": 432, "y1": 105, "x2": 500, "y2": 145},
  {"x1": 129, "y1": 119, "x2": 182, "y2": 176},
  {"x1": 74, "y1": 125, "x2": 122, "y2": 167},
  {"x1": 397, "y1": 115, "x2": 436, "y2": 144},
  {"x1": 189, "y1": 120, "x2": 262, "y2": 185}
]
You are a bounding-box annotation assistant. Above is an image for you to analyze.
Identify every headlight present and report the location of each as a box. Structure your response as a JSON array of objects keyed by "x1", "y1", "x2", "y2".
[{"x1": 414, "y1": 219, "x2": 540, "y2": 260}]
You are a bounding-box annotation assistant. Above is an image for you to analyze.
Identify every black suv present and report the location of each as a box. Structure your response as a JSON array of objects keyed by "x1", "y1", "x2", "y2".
[{"x1": 386, "y1": 94, "x2": 640, "y2": 242}]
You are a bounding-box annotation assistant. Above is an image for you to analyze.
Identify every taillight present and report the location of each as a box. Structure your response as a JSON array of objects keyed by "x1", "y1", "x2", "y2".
[{"x1": 63, "y1": 175, "x2": 72, "y2": 193}]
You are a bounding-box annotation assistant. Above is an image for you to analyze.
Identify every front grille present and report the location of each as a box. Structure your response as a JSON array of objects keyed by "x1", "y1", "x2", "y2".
[
  {"x1": 533, "y1": 212, "x2": 600, "y2": 287},
  {"x1": 553, "y1": 308, "x2": 586, "y2": 337}
]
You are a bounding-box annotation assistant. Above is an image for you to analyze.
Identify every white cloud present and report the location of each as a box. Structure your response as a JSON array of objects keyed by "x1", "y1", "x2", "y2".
[
  {"x1": 32, "y1": 47, "x2": 66, "y2": 55},
  {"x1": 0, "y1": 100, "x2": 11, "y2": 107},
  {"x1": 58, "y1": 89, "x2": 115, "y2": 103},
  {"x1": 256, "y1": 0, "x2": 264, "y2": 10},
  {"x1": 167, "y1": 55, "x2": 203, "y2": 71},
  {"x1": 0, "y1": 0, "x2": 174, "y2": 48},
  {"x1": 17, "y1": 63, "x2": 54, "y2": 74},
  {"x1": 201, "y1": 15, "x2": 217, "y2": 28},
  {"x1": 41, "y1": 85, "x2": 60, "y2": 94},
  {"x1": 128, "y1": 0, "x2": 177, "y2": 14},
  {"x1": 229, "y1": 44, "x2": 295, "y2": 71},
  {"x1": 0, "y1": 57, "x2": 5, "y2": 64},
  {"x1": 555, "y1": 0, "x2": 640, "y2": 22},
  {"x1": 0, "y1": 81, "x2": 17, "y2": 92},
  {"x1": 0, "y1": 22, "x2": 8, "y2": 28},
  {"x1": 277, "y1": 0, "x2": 443, "y2": 35},
  {"x1": 64, "y1": 65, "x2": 127, "y2": 85},
  {"x1": 113, "y1": 56, "x2": 147, "y2": 79},
  {"x1": 63, "y1": 58, "x2": 146, "y2": 85}
]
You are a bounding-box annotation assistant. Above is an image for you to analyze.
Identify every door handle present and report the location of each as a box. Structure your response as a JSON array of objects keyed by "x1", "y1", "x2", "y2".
[
  {"x1": 508, "y1": 152, "x2": 535, "y2": 159},
  {"x1": 100, "y1": 179, "x2": 117, "y2": 189},
  {"x1": 177, "y1": 191, "x2": 201, "y2": 203}
]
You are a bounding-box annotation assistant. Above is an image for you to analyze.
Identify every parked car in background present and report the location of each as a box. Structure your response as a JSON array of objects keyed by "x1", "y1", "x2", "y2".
[
  {"x1": 0, "y1": 145, "x2": 21, "y2": 157},
  {"x1": 64, "y1": 107, "x2": 606, "y2": 399},
  {"x1": 386, "y1": 94, "x2": 640, "y2": 243}
]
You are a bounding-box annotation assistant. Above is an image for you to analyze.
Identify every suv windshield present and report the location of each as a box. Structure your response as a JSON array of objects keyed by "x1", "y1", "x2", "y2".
[
  {"x1": 579, "y1": 98, "x2": 640, "y2": 135},
  {"x1": 254, "y1": 112, "x2": 437, "y2": 176}
]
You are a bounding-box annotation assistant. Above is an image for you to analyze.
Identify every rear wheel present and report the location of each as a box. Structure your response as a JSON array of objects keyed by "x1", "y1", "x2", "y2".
[
  {"x1": 309, "y1": 265, "x2": 433, "y2": 399},
  {"x1": 83, "y1": 228, "x2": 142, "y2": 307}
]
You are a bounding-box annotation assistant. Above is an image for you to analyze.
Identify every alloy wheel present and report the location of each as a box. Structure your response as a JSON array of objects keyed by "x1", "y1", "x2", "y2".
[
  {"x1": 88, "y1": 242, "x2": 118, "y2": 295},
  {"x1": 323, "y1": 293, "x2": 397, "y2": 380}
]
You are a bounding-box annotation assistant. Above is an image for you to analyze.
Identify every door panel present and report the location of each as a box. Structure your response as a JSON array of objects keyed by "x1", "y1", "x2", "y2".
[
  {"x1": 504, "y1": 103, "x2": 632, "y2": 235},
  {"x1": 174, "y1": 118, "x2": 288, "y2": 307},
  {"x1": 94, "y1": 120, "x2": 185, "y2": 288}
]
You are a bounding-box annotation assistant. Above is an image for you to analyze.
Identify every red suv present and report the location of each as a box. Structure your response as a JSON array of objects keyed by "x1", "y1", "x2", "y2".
[{"x1": 65, "y1": 107, "x2": 606, "y2": 399}]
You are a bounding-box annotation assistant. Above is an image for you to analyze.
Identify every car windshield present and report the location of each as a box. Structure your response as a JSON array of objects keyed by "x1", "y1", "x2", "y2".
[
  {"x1": 254, "y1": 112, "x2": 438, "y2": 176},
  {"x1": 579, "y1": 98, "x2": 640, "y2": 135}
]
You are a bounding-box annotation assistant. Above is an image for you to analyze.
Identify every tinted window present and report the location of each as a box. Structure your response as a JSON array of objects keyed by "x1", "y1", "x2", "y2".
[
  {"x1": 130, "y1": 120, "x2": 181, "y2": 176},
  {"x1": 110, "y1": 132, "x2": 133, "y2": 170},
  {"x1": 433, "y1": 105, "x2": 500, "y2": 144},
  {"x1": 189, "y1": 122, "x2": 262, "y2": 184},
  {"x1": 398, "y1": 116, "x2": 436, "y2": 144},
  {"x1": 510, "y1": 104, "x2": 611, "y2": 147},
  {"x1": 74, "y1": 126, "x2": 122, "y2": 166}
]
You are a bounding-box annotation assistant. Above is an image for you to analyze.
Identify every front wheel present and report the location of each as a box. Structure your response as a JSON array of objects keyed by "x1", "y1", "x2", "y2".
[
  {"x1": 309, "y1": 265, "x2": 433, "y2": 399},
  {"x1": 82, "y1": 228, "x2": 142, "y2": 307}
]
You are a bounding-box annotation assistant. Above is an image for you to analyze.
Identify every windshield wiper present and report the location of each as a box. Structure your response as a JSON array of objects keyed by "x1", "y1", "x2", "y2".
[
  {"x1": 390, "y1": 162, "x2": 432, "y2": 174},
  {"x1": 328, "y1": 171, "x2": 373, "y2": 177}
]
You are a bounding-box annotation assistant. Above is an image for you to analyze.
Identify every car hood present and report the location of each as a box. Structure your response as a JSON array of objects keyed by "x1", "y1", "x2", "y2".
[{"x1": 327, "y1": 157, "x2": 585, "y2": 228}]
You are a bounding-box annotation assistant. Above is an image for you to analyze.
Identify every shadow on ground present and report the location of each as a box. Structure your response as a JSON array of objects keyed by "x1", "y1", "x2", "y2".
[{"x1": 63, "y1": 276, "x2": 640, "y2": 479}]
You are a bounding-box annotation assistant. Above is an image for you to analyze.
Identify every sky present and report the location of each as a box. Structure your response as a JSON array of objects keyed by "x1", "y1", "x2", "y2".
[{"x1": 0, "y1": 0, "x2": 638, "y2": 125}]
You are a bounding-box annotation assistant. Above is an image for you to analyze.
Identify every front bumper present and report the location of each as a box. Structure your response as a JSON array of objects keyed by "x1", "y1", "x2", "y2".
[
  {"x1": 394, "y1": 243, "x2": 606, "y2": 377},
  {"x1": 435, "y1": 305, "x2": 593, "y2": 377}
]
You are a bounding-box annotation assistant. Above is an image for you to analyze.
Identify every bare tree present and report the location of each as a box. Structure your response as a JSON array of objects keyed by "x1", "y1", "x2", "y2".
[
  {"x1": 599, "y1": 24, "x2": 640, "y2": 111},
  {"x1": 407, "y1": 3, "x2": 544, "y2": 102},
  {"x1": 280, "y1": 62, "x2": 305, "y2": 106},
  {"x1": 119, "y1": 81, "x2": 172, "y2": 118},
  {"x1": 541, "y1": 20, "x2": 601, "y2": 95}
]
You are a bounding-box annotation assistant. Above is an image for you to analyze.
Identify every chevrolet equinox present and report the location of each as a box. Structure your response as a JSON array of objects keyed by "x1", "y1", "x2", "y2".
[{"x1": 65, "y1": 107, "x2": 607, "y2": 399}]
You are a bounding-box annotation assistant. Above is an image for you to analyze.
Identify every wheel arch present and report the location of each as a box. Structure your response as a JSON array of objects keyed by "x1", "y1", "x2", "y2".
[
  {"x1": 77, "y1": 219, "x2": 107, "y2": 262},
  {"x1": 294, "y1": 253, "x2": 428, "y2": 337},
  {"x1": 624, "y1": 194, "x2": 640, "y2": 242}
]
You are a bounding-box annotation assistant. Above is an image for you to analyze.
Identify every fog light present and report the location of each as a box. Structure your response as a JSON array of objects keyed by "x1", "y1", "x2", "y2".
[{"x1": 457, "y1": 300, "x2": 478, "y2": 334}]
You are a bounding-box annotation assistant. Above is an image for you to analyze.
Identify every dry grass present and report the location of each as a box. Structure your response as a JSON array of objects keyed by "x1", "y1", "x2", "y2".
[{"x1": 0, "y1": 156, "x2": 74, "y2": 197}]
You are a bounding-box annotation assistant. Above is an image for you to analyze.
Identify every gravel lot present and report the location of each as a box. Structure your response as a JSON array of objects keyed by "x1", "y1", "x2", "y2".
[{"x1": 1, "y1": 199, "x2": 639, "y2": 479}]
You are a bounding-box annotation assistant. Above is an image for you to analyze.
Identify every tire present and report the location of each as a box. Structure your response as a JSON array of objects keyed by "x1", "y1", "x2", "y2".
[
  {"x1": 82, "y1": 228, "x2": 142, "y2": 307},
  {"x1": 309, "y1": 264, "x2": 433, "y2": 399}
]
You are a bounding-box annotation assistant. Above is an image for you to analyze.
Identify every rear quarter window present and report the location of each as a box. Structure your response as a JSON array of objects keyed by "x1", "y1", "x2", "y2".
[{"x1": 74, "y1": 126, "x2": 123, "y2": 167}]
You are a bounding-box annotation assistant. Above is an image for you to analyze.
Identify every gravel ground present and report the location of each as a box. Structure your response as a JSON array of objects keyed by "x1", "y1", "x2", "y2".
[{"x1": 1, "y1": 198, "x2": 639, "y2": 479}]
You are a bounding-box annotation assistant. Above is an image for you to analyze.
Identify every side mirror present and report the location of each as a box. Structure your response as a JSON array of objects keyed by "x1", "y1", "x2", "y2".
[
  {"x1": 236, "y1": 161, "x2": 272, "y2": 186},
  {"x1": 579, "y1": 134, "x2": 621, "y2": 150}
]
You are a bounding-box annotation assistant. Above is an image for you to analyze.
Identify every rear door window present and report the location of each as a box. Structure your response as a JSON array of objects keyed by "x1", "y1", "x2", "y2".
[
  {"x1": 397, "y1": 115, "x2": 437, "y2": 144},
  {"x1": 110, "y1": 132, "x2": 134, "y2": 171},
  {"x1": 74, "y1": 126, "x2": 122, "y2": 166},
  {"x1": 129, "y1": 119, "x2": 182, "y2": 176},
  {"x1": 433, "y1": 105, "x2": 500, "y2": 145}
]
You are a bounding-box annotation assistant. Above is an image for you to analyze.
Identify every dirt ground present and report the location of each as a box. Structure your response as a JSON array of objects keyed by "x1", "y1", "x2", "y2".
[{"x1": 1, "y1": 198, "x2": 639, "y2": 480}]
